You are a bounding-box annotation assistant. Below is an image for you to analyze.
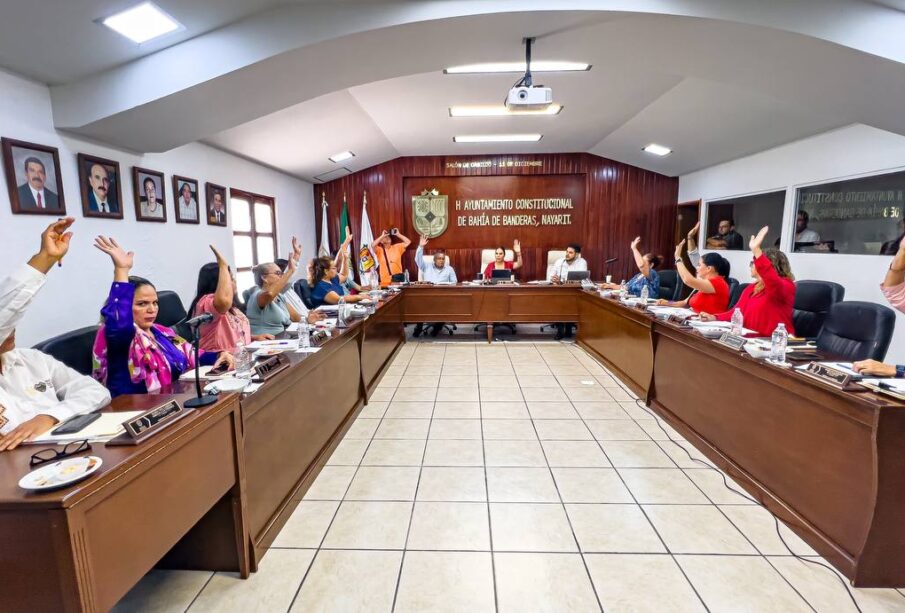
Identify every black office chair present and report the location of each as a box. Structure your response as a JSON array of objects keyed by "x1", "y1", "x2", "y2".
[
  {"x1": 294, "y1": 279, "x2": 315, "y2": 310},
  {"x1": 156, "y1": 290, "x2": 187, "y2": 327},
  {"x1": 32, "y1": 325, "x2": 100, "y2": 376},
  {"x1": 792, "y1": 280, "x2": 845, "y2": 339},
  {"x1": 728, "y1": 282, "x2": 750, "y2": 309},
  {"x1": 657, "y1": 270, "x2": 683, "y2": 301},
  {"x1": 816, "y1": 301, "x2": 895, "y2": 362}
]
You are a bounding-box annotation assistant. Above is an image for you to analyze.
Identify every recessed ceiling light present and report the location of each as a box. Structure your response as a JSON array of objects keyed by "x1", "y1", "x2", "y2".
[
  {"x1": 445, "y1": 61, "x2": 590, "y2": 74},
  {"x1": 449, "y1": 104, "x2": 563, "y2": 117},
  {"x1": 101, "y1": 2, "x2": 181, "y2": 44},
  {"x1": 643, "y1": 143, "x2": 672, "y2": 156},
  {"x1": 454, "y1": 134, "x2": 543, "y2": 143},
  {"x1": 329, "y1": 151, "x2": 355, "y2": 163}
]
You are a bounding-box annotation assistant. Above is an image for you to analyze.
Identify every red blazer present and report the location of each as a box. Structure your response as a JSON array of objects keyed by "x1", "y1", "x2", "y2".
[{"x1": 714, "y1": 254, "x2": 796, "y2": 337}]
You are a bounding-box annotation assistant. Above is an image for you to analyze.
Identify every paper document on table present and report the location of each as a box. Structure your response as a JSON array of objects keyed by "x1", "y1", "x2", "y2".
[
  {"x1": 647, "y1": 306, "x2": 695, "y2": 318},
  {"x1": 295, "y1": 347, "x2": 322, "y2": 354},
  {"x1": 315, "y1": 305, "x2": 340, "y2": 313},
  {"x1": 26, "y1": 411, "x2": 144, "y2": 444}
]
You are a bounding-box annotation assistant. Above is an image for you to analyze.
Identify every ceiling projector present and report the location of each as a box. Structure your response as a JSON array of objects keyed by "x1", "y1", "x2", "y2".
[{"x1": 506, "y1": 86, "x2": 553, "y2": 111}]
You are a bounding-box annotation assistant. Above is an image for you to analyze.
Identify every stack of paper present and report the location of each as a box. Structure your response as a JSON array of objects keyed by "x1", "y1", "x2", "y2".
[{"x1": 26, "y1": 411, "x2": 145, "y2": 444}]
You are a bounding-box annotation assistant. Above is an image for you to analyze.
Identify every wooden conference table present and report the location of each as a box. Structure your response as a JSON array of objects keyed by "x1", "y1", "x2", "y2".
[{"x1": 2, "y1": 284, "x2": 903, "y2": 611}]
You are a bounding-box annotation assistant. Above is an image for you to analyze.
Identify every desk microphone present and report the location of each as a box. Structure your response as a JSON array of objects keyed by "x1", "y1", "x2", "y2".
[
  {"x1": 184, "y1": 313, "x2": 214, "y2": 327},
  {"x1": 184, "y1": 312, "x2": 217, "y2": 409},
  {"x1": 605, "y1": 257, "x2": 619, "y2": 265}
]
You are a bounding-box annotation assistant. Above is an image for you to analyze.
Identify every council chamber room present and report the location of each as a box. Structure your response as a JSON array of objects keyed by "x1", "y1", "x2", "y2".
[{"x1": 3, "y1": 2, "x2": 905, "y2": 612}]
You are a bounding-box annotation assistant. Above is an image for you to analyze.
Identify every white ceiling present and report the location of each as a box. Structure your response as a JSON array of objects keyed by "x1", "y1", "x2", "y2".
[{"x1": 2, "y1": 0, "x2": 905, "y2": 180}]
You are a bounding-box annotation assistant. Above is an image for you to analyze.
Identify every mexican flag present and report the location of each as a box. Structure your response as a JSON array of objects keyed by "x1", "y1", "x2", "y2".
[{"x1": 339, "y1": 195, "x2": 353, "y2": 280}]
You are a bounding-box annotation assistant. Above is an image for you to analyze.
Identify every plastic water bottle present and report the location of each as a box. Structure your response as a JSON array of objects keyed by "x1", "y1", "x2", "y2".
[
  {"x1": 403, "y1": 268, "x2": 410, "y2": 284},
  {"x1": 640, "y1": 284, "x2": 649, "y2": 302},
  {"x1": 730, "y1": 308, "x2": 744, "y2": 335},
  {"x1": 771, "y1": 323, "x2": 788, "y2": 363},
  {"x1": 620, "y1": 280, "x2": 627, "y2": 293},
  {"x1": 297, "y1": 321, "x2": 310, "y2": 350},
  {"x1": 235, "y1": 341, "x2": 252, "y2": 379}
]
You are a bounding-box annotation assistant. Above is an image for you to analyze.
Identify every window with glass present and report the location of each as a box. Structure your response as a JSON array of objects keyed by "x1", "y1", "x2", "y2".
[
  {"x1": 231, "y1": 189, "x2": 277, "y2": 295},
  {"x1": 703, "y1": 190, "x2": 785, "y2": 252},
  {"x1": 793, "y1": 171, "x2": 905, "y2": 255}
]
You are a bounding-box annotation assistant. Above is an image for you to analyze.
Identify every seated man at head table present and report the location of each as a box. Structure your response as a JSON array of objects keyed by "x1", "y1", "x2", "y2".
[
  {"x1": 548, "y1": 243, "x2": 588, "y2": 340},
  {"x1": 854, "y1": 238, "x2": 905, "y2": 377},
  {"x1": 413, "y1": 235, "x2": 458, "y2": 337},
  {"x1": 0, "y1": 218, "x2": 111, "y2": 451}
]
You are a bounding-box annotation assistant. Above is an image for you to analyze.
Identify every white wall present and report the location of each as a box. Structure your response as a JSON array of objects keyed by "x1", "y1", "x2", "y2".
[
  {"x1": 679, "y1": 124, "x2": 905, "y2": 363},
  {"x1": 0, "y1": 69, "x2": 315, "y2": 347}
]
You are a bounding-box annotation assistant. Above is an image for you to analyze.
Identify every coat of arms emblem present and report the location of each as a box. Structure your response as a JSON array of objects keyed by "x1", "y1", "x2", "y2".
[{"x1": 412, "y1": 188, "x2": 449, "y2": 238}]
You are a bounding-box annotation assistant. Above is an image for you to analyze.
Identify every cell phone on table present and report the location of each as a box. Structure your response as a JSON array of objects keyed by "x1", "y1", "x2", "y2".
[
  {"x1": 209, "y1": 362, "x2": 232, "y2": 376},
  {"x1": 51, "y1": 412, "x2": 101, "y2": 435}
]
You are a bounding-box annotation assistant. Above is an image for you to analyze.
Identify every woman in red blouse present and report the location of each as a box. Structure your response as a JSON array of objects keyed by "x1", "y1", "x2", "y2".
[
  {"x1": 657, "y1": 239, "x2": 730, "y2": 313},
  {"x1": 699, "y1": 226, "x2": 796, "y2": 337},
  {"x1": 483, "y1": 240, "x2": 523, "y2": 279}
]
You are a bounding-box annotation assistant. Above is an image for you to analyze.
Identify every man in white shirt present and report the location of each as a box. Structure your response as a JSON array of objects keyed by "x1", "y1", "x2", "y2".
[
  {"x1": 414, "y1": 236, "x2": 458, "y2": 336},
  {"x1": 0, "y1": 218, "x2": 111, "y2": 451},
  {"x1": 795, "y1": 210, "x2": 821, "y2": 243},
  {"x1": 548, "y1": 244, "x2": 588, "y2": 340}
]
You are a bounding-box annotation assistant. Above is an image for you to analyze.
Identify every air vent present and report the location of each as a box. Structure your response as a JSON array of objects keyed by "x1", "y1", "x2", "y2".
[{"x1": 314, "y1": 167, "x2": 352, "y2": 183}]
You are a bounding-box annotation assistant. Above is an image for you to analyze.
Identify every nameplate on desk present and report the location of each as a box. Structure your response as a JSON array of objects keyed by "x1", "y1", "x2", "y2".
[
  {"x1": 668, "y1": 313, "x2": 692, "y2": 325},
  {"x1": 801, "y1": 362, "x2": 852, "y2": 389},
  {"x1": 311, "y1": 329, "x2": 331, "y2": 346},
  {"x1": 715, "y1": 333, "x2": 747, "y2": 351},
  {"x1": 108, "y1": 400, "x2": 195, "y2": 446},
  {"x1": 254, "y1": 353, "x2": 290, "y2": 381}
]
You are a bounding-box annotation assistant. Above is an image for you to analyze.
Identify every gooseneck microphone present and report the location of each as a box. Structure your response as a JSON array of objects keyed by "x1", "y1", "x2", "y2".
[{"x1": 184, "y1": 313, "x2": 214, "y2": 327}]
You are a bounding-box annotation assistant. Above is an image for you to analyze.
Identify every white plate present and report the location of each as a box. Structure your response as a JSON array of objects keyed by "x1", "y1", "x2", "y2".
[
  {"x1": 204, "y1": 378, "x2": 249, "y2": 393},
  {"x1": 19, "y1": 455, "x2": 103, "y2": 491}
]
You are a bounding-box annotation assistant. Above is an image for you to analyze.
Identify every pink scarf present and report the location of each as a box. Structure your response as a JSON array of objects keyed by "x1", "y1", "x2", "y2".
[{"x1": 92, "y1": 323, "x2": 197, "y2": 393}]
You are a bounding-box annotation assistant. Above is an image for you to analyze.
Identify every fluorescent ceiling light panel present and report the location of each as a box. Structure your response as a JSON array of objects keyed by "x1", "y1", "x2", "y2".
[
  {"x1": 329, "y1": 151, "x2": 355, "y2": 163},
  {"x1": 445, "y1": 61, "x2": 590, "y2": 74},
  {"x1": 102, "y1": 2, "x2": 180, "y2": 44},
  {"x1": 449, "y1": 104, "x2": 563, "y2": 117},
  {"x1": 643, "y1": 143, "x2": 673, "y2": 156},
  {"x1": 454, "y1": 134, "x2": 543, "y2": 143}
]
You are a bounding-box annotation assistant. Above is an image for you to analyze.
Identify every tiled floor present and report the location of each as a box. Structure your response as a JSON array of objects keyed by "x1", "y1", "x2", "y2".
[{"x1": 115, "y1": 341, "x2": 905, "y2": 612}]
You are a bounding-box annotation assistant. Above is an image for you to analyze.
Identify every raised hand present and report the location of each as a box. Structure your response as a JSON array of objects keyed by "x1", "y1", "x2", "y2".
[
  {"x1": 674, "y1": 239, "x2": 686, "y2": 260},
  {"x1": 513, "y1": 239, "x2": 521, "y2": 254},
  {"x1": 687, "y1": 221, "x2": 700, "y2": 239},
  {"x1": 41, "y1": 217, "x2": 75, "y2": 261},
  {"x1": 419, "y1": 235, "x2": 428, "y2": 247},
  {"x1": 209, "y1": 244, "x2": 227, "y2": 267},
  {"x1": 342, "y1": 227, "x2": 353, "y2": 246},
  {"x1": 291, "y1": 236, "x2": 302, "y2": 260},
  {"x1": 749, "y1": 226, "x2": 769, "y2": 252},
  {"x1": 631, "y1": 236, "x2": 641, "y2": 251},
  {"x1": 93, "y1": 236, "x2": 134, "y2": 271}
]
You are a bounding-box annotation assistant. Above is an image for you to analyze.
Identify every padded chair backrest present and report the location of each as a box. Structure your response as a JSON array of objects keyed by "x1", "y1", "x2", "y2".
[
  {"x1": 546, "y1": 250, "x2": 567, "y2": 275},
  {"x1": 816, "y1": 301, "x2": 896, "y2": 362},
  {"x1": 657, "y1": 270, "x2": 683, "y2": 301},
  {"x1": 156, "y1": 290, "x2": 187, "y2": 327},
  {"x1": 726, "y1": 277, "x2": 739, "y2": 305},
  {"x1": 32, "y1": 325, "x2": 100, "y2": 376},
  {"x1": 293, "y1": 279, "x2": 315, "y2": 309},
  {"x1": 480, "y1": 249, "x2": 515, "y2": 277},
  {"x1": 417, "y1": 253, "x2": 453, "y2": 281},
  {"x1": 792, "y1": 280, "x2": 846, "y2": 338},
  {"x1": 728, "y1": 282, "x2": 750, "y2": 309}
]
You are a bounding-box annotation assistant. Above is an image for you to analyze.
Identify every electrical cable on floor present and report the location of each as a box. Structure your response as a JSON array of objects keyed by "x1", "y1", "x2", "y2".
[{"x1": 632, "y1": 398, "x2": 864, "y2": 613}]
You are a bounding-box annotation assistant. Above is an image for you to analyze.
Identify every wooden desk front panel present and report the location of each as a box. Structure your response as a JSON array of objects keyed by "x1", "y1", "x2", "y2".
[
  {"x1": 402, "y1": 285, "x2": 579, "y2": 323},
  {"x1": 362, "y1": 296, "x2": 405, "y2": 394},
  {"x1": 403, "y1": 288, "x2": 480, "y2": 321}
]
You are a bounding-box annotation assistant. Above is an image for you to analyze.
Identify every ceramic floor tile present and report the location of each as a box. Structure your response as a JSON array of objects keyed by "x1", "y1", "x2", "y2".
[
  {"x1": 189, "y1": 549, "x2": 315, "y2": 613},
  {"x1": 533, "y1": 419, "x2": 594, "y2": 440},
  {"x1": 271, "y1": 500, "x2": 340, "y2": 548},
  {"x1": 395, "y1": 552, "x2": 495, "y2": 613},
  {"x1": 656, "y1": 440, "x2": 711, "y2": 469},
  {"x1": 360, "y1": 439, "x2": 426, "y2": 466},
  {"x1": 439, "y1": 375, "x2": 479, "y2": 387},
  {"x1": 566, "y1": 504, "x2": 666, "y2": 553},
  {"x1": 517, "y1": 375, "x2": 561, "y2": 387},
  {"x1": 637, "y1": 419, "x2": 683, "y2": 442},
  {"x1": 368, "y1": 388, "x2": 395, "y2": 402},
  {"x1": 398, "y1": 375, "x2": 439, "y2": 388},
  {"x1": 565, "y1": 386, "x2": 616, "y2": 402},
  {"x1": 304, "y1": 466, "x2": 357, "y2": 500},
  {"x1": 541, "y1": 440, "x2": 611, "y2": 467},
  {"x1": 594, "y1": 375, "x2": 623, "y2": 388},
  {"x1": 289, "y1": 549, "x2": 401, "y2": 613},
  {"x1": 600, "y1": 441, "x2": 676, "y2": 468},
  {"x1": 489, "y1": 504, "x2": 579, "y2": 552},
  {"x1": 422, "y1": 439, "x2": 485, "y2": 466},
  {"x1": 586, "y1": 419, "x2": 651, "y2": 441},
  {"x1": 605, "y1": 387, "x2": 635, "y2": 401},
  {"x1": 512, "y1": 364, "x2": 553, "y2": 376},
  {"x1": 432, "y1": 401, "x2": 481, "y2": 419},
  {"x1": 475, "y1": 363, "x2": 515, "y2": 375},
  {"x1": 442, "y1": 364, "x2": 478, "y2": 375},
  {"x1": 406, "y1": 502, "x2": 491, "y2": 550},
  {"x1": 486, "y1": 467, "x2": 560, "y2": 502},
  {"x1": 344, "y1": 466, "x2": 421, "y2": 501},
  {"x1": 720, "y1": 506, "x2": 818, "y2": 556},
  {"x1": 494, "y1": 553, "x2": 598, "y2": 611},
  {"x1": 520, "y1": 387, "x2": 570, "y2": 402},
  {"x1": 482, "y1": 419, "x2": 538, "y2": 440},
  {"x1": 677, "y1": 555, "x2": 813, "y2": 612},
  {"x1": 428, "y1": 418, "x2": 483, "y2": 440},
  {"x1": 484, "y1": 440, "x2": 548, "y2": 467},
  {"x1": 384, "y1": 401, "x2": 434, "y2": 419},
  {"x1": 405, "y1": 364, "x2": 442, "y2": 375},
  {"x1": 437, "y1": 387, "x2": 480, "y2": 401},
  {"x1": 479, "y1": 387, "x2": 525, "y2": 402},
  {"x1": 572, "y1": 401, "x2": 632, "y2": 420},
  {"x1": 113, "y1": 570, "x2": 212, "y2": 613},
  {"x1": 586, "y1": 554, "x2": 706, "y2": 613},
  {"x1": 480, "y1": 401, "x2": 530, "y2": 419},
  {"x1": 643, "y1": 505, "x2": 758, "y2": 554},
  {"x1": 479, "y1": 374, "x2": 520, "y2": 387},
  {"x1": 526, "y1": 401, "x2": 580, "y2": 419},
  {"x1": 618, "y1": 469, "x2": 710, "y2": 504},
  {"x1": 326, "y1": 439, "x2": 369, "y2": 466},
  {"x1": 358, "y1": 401, "x2": 389, "y2": 419},
  {"x1": 556, "y1": 375, "x2": 603, "y2": 388},
  {"x1": 683, "y1": 468, "x2": 757, "y2": 504},
  {"x1": 392, "y1": 387, "x2": 438, "y2": 402},
  {"x1": 374, "y1": 418, "x2": 431, "y2": 440},
  {"x1": 417, "y1": 466, "x2": 487, "y2": 501},
  {"x1": 376, "y1": 375, "x2": 401, "y2": 389},
  {"x1": 344, "y1": 418, "x2": 380, "y2": 440},
  {"x1": 618, "y1": 401, "x2": 655, "y2": 420},
  {"x1": 321, "y1": 501, "x2": 413, "y2": 549},
  {"x1": 551, "y1": 468, "x2": 634, "y2": 503}
]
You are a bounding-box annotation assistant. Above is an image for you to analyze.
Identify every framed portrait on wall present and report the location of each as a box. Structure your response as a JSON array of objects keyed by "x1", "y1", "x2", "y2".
[
  {"x1": 206, "y1": 182, "x2": 227, "y2": 226},
  {"x1": 172, "y1": 175, "x2": 200, "y2": 224},
  {"x1": 78, "y1": 153, "x2": 123, "y2": 219},
  {"x1": 1, "y1": 137, "x2": 66, "y2": 215},
  {"x1": 132, "y1": 167, "x2": 167, "y2": 222}
]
